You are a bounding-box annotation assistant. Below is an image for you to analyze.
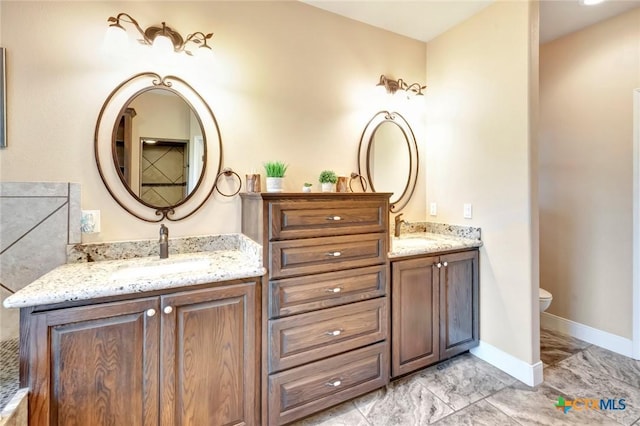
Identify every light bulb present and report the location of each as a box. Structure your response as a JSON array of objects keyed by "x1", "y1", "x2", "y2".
[
  {"x1": 152, "y1": 35, "x2": 174, "y2": 55},
  {"x1": 103, "y1": 25, "x2": 128, "y2": 54}
]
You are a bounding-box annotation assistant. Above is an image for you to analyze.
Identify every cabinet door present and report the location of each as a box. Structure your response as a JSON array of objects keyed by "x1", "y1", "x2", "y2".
[
  {"x1": 27, "y1": 298, "x2": 160, "y2": 426},
  {"x1": 391, "y1": 256, "x2": 439, "y2": 377},
  {"x1": 160, "y1": 282, "x2": 257, "y2": 426},
  {"x1": 439, "y1": 250, "x2": 479, "y2": 359}
]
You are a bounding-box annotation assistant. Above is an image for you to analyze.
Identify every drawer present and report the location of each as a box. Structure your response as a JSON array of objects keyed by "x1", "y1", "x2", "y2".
[
  {"x1": 269, "y1": 200, "x2": 385, "y2": 240},
  {"x1": 270, "y1": 233, "x2": 386, "y2": 279},
  {"x1": 268, "y1": 342, "x2": 389, "y2": 426},
  {"x1": 269, "y1": 265, "x2": 388, "y2": 318},
  {"x1": 269, "y1": 298, "x2": 388, "y2": 372}
]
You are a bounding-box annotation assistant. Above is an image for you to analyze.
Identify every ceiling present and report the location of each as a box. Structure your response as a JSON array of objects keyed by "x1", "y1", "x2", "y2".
[{"x1": 301, "y1": 0, "x2": 640, "y2": 44}]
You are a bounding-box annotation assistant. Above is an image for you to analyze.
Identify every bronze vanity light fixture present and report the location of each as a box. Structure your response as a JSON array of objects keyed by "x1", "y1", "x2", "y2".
[
  {"x1": 106, "y1": 12, "x2": 213, "y2": 56},
  {"x1": 376, "y1": 75, "x2": 426, "y2": 99}
]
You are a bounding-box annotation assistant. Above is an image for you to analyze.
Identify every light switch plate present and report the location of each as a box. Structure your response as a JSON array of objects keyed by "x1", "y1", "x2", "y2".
[
  {"x1": 430, "y1": 202, "x2": 437, "y2": 216},
  {"x1": 463, "y1": 203, "x2": 473, "y2": 219}
]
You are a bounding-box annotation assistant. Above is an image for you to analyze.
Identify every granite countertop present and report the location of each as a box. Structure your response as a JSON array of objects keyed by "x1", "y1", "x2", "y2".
[
  {"x1": 389, "y1": 232, "x2": 482, "y2": 259},
  {"x1": 388, "y1": 221, "x2": 483, "y2": 258},
  {"x1": 3, "y1": 234, "x2": 266, "y2": 309}
]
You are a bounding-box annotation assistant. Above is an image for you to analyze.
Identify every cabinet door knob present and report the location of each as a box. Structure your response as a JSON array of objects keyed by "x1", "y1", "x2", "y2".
[
  {"x1": 443, "y1": 261, "x2": 448, "y2": 267},
  {"x1": 325, "y1": 379, "x2": 342, "y2": 387},
  {"x1": 326, "y1": 215, "x2": 342, "y2": 221},
  {"x1": 326, "y1": 251, "x2": 342, "y2": 257},
  {"x1": 436, "y1": 262, "x2": 442, "y2": 268},
  {"x1": 146, "y1": 308, "x2": 156, "y2": 317},
  {"x1": 163, "y1": 306, "x2": 173, "y2": 314},
  {"x1": 326, "y1": 287, "x2": 342, "y2": 293},
  {"x1": 325, "y1": 329, "x2": 343, "y2": 337}
]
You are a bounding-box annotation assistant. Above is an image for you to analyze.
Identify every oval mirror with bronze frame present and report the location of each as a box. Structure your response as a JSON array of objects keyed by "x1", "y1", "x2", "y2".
[
  {"x1": 358, "y1": 111, "x2": 418, "y2": 213},
  {"x1": 95, "y1": 72, "x2": 222, "y2": 222}
]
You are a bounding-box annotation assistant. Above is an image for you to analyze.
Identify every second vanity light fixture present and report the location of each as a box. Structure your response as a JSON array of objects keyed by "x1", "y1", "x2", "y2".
[
  {"x1": 106, "y1": 13, "x2": 213, "y2": 56},
  {"x1": 376, "y1": 75, "x2": 426, "y2": 99}
]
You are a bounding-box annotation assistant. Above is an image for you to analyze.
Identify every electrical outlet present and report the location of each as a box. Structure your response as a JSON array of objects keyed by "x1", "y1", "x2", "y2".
[
  {"x1": 430, "y1": 202, "x2": 437, "y2": 216},
  {"x1": 81, "y1": 210, "x2": 101, "y2": 233},
  {"x1": 463, "y1": 203, "x2": 472, "y2": 219}
]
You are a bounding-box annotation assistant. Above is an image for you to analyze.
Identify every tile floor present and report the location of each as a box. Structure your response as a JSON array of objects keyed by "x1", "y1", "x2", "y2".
[
  {"x1": 1, "y1": 329, "x2": 639, "y2": 425},
  {"x1": 292, "y1": 329, "x2": 640, "y2": 425}
]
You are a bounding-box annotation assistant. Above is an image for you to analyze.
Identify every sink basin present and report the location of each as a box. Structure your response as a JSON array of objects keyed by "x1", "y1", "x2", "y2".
[{"x1": 110, "y1": 258, "x2": 212, "y2": 281}]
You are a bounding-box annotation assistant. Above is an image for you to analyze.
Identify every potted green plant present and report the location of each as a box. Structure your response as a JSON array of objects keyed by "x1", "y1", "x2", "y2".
[
  {"x1": 302, "y1": 182, "x2": 313, "y2": 193},
  {"x1": 319, "y1": 170, "x2": 337, "y2": 192},
  {"x1": 263, "y1": 161, "x2": 288, "y2": 192}
]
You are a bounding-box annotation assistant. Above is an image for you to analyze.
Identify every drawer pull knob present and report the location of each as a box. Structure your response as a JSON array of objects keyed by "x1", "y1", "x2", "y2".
[
  {"x1": 436, "y1": 262, "x2": 442, "y2": 268},
  {"x1": 163, "y1": 306, "x2": 173, "y2": 314},
  {"x1": 326, "y1": 251, "x2": 342, "y2": 257},
  {"x1": 443, "y1": 261, "x2": 448, "y2": 267},
  {"x1": 146, "y1": 309, "x2": 156, "y2": 317},
  {"x1": 326, "y1": 216, "x2": 342, "y2": 221},
  {"x1": 326, "y1": 380, "x2": 342, "y2": 387},
  {"x1": 326, "y1": 329, "x2": 343, "y2": 337},
  {"x1": 326, "y1": 287, "x2": 342, "y2": 293}
]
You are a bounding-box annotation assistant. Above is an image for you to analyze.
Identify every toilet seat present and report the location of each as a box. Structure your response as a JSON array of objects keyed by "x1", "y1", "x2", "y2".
[{"x1": 539, "y1": 288, "x2": 552, "y2": 300}]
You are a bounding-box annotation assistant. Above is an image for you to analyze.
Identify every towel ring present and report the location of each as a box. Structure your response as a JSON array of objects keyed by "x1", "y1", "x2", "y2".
[
  {"x1": 349, "y1": 172, "x2": 368, "y2": 193},
  {"x1": 214, "y1": 167, "x2": 242, "y2": 197}
]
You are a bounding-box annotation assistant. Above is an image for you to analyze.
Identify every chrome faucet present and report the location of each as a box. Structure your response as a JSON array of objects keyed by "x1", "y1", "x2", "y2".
[
  {"x1": 159, "y1": 224, "x2": 169, "y2": 259},
  {"x1": 394, "y1": 214, "x2": 405, "y2": 238}
]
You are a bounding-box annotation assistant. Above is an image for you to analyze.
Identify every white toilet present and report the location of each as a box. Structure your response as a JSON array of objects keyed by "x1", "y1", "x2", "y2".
[{"x1": 539, "y1": 288, "x2": 553, "y2": 312}]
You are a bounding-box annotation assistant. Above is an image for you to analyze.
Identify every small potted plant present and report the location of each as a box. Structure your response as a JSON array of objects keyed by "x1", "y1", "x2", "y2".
[
  {"x1": 264, "y1": 161, "x2": 288, "y2": 193},
  {"x1": 302, "y1": 182, "x2": 313, "y2": 193},
  {"x1": 319, "y1": 170, "x2": 337, "y2": 192}
]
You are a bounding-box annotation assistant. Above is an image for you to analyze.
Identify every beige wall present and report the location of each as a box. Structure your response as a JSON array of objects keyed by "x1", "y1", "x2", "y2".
[
  {"x1": 540, "y1": 8, "x2": 640, "y2": 339},
  {"x1": 0, "y1": 1, "x2": 427, "y2": 242},
  {"x1": 425, "y1": 1, "x2": 537, "y2": 363}
]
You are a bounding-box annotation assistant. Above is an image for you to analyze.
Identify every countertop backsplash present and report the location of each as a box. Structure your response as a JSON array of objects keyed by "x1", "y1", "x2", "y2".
[
  {"x1": 398, "y1": 221, "x2": 481, "y2": 240},
  {"x1": 67, "y1": 233, "x2": 262, "y2": 264}
]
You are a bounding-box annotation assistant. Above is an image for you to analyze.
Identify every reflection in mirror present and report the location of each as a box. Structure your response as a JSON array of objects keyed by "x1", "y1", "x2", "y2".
[
  {"x1": 113, "y1": 89, "x2": 205, "y2": 208},
  {"x1": 95, "y1": 73, "x2": 222, "y2": 222},
  {"x1": 370, "y1": 121, "x2": 410, "y2": 199},
  {"x1": 358, "y1": 111, "x2": 418, "y2": 213}
]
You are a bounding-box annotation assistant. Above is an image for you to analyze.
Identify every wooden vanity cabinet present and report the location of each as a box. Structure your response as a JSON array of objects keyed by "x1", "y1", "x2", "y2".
[
  {"x1": 21, "y1": 279, "x2": 259, "y2": 426},
  {"x1": 241, "y1": 193, "x2": 391, "y2": 426},
  {"x1": 391, "y1": 249, "x2": 479, "y2": 378}
]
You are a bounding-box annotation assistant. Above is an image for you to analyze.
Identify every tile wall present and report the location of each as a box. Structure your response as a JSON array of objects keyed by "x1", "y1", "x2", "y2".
[{"x1": 0, "y1": 182, "x2": 80, "y2": 341}]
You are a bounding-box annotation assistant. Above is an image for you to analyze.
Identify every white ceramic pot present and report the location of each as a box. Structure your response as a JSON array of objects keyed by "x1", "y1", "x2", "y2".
[
  {"x1": 266, "y1": 177, "x2": 284, "y2": 193},
  {"x1": 302, "y1": 186, "x2": 312, "y2": 193},
  {"x1": 321, "y1": 182, "x2": 334, "y2": 193}
]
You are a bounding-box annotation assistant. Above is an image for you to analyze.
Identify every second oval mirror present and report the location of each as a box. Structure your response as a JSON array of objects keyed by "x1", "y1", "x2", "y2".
[{"x1": 358, "y1": 111, "x2": 419, "y2": 212}]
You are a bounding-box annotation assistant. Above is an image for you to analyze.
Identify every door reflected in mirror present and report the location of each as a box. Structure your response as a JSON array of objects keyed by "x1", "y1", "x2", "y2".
[{"x1": 113, "y1": 88, "x2": 205, "y2": 208}]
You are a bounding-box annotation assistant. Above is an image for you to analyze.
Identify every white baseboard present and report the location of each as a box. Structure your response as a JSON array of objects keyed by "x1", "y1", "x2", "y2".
[
  {"x1": 540, "y1": 312, "x2": 634, "y2": 358},
  {"x1": 470, "y1": 341, "x2": 543, "y2": 387}
]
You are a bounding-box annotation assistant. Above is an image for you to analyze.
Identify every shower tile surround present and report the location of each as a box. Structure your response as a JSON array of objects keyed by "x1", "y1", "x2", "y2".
[
  {"x1": 0, "y1": 182, "x2": 80, "y2": 416},
  {"x1": 0, "y1": 182, "x2": 81, "y2": 340}
]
